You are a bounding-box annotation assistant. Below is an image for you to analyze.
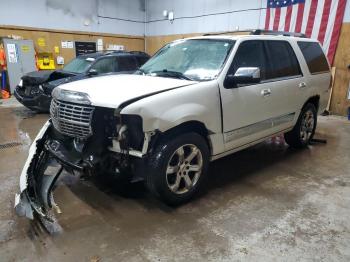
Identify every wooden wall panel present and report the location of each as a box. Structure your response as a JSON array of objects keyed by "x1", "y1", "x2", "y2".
[
  {"x1": 146, "y1": 33, "x2": 201, "y2": 55},
  {"x1": 330, "y1": 23, "x2": 350, "y2": 116},
  {"x1": 0, "y1": 25, "x2": 145, "y2": 69}
]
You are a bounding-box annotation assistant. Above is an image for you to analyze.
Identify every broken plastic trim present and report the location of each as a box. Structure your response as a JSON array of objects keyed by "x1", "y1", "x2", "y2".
[
  {"x1": 14, "y1": 121, "x2": 65, "y2": 222},
  {"x1": 109, "y1": 130, "x2": 155, "y2": 158}
]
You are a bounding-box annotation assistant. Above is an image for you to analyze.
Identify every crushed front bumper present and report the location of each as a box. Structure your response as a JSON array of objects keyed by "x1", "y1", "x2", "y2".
[
  {"x1": 14, "y1": 86, "x2": 51, "y2": 112},
  {"x1": 14, "y1": 121, "x2": 82, "y2": 222},
  {"x1": 14, "y1": 120, "x2": 51, "y2": 219}
]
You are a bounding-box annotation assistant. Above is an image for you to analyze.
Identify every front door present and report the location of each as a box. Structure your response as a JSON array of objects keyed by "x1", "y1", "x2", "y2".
[{"x1": 219, "y1": 40, "x2": 276, "y2": 150}]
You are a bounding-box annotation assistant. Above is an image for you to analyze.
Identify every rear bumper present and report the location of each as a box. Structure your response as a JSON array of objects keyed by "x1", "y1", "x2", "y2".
[{"x1": 14, "y1": 86, "x2": 51, "y2": 112}]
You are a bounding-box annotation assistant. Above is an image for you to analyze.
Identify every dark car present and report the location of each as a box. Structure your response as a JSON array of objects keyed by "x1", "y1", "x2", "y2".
[{"x1": 14, "y1": 51, "x2": 150, "y2": 112}]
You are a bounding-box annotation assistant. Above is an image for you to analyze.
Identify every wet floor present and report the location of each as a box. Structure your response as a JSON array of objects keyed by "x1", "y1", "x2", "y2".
[{"x1": 0, "y1": 106, "x2": 350, "y2": 261}]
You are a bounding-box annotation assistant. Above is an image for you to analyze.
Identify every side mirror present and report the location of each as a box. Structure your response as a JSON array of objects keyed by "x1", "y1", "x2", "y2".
[
  {"x1": 224, "y1": 67, "x2": 261, "y2": 88},
  {"x1": 87, "y1": 69, "x2": 98, "y2": 76}
]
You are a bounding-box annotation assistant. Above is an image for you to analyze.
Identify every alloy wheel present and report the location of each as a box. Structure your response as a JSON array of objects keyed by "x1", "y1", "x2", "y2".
[
  {"x1": 300, "y1": 109, "x2": 315, "y2": 143},
  {"x1": 166, "y1": 144, "x2": 203, "y2": 195}
]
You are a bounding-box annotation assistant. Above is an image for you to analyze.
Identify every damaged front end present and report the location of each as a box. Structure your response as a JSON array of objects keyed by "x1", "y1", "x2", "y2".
[
  {"x1": 15, "y1": 121, "x2": 56, "y2": 220},
  {"x1": 15, "y1": 96, "x2": 155, "y2": 225}
]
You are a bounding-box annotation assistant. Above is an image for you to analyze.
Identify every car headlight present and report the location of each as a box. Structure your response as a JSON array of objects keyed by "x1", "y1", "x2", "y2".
[
  {"x1": 18, "y1": 79, "x2": 23, "y2": 87},
  {"x1": 39, "y1": 85, "x2": 44, "y2": 91},
  {"x1": 30, "y1": 88, "x2": 41, "y2": 95},
  {"x1": 52, "y1": 88, "x2": 91, "y2": 105}
]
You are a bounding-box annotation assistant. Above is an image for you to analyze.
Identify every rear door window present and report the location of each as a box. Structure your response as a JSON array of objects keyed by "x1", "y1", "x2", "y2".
[
  {"x1": 117, "y1": 56, "x2": 138, "y2": 71},
  {"x1": 90, "y1": 57, "x2": 117, "y2": 74},
  {"x1": 229, "y1": 40, "x2": 268, "y2": 80},
  {"x1": 297, "y1": 41, "x2": 329, "y2": 74},
  {"x1": 265, "y1": 41, "x2": 302, "y2": 79}
]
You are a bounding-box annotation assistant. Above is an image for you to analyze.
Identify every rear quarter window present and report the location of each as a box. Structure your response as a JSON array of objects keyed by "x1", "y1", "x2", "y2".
[
  {"x1": 135, "y1": 56, "x2": 149, "y2": 67},
  {"x1": 117, "y1": 56, "x2": 138, "y2": 71},
  {"x1": 297, "y1": 42, "x2": 329, "y2": 74}
]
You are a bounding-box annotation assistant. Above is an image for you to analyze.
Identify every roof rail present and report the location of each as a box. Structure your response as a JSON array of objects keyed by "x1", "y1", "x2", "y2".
[
  {"x1": 203, "y1": 29, "x2": 307, "y2": 38},
  {"x1": 252, "y1": 29, "x2": 307, "y2": 38},
  {"x1": 104, "y1": 50, "x2": 127, "y2": 55},
  {"x1": 203, "y1": 30, "x2": 255, "y2": 36},
  {"x1": 129, "y1": 51, "x2": 149, "y2": 55}
]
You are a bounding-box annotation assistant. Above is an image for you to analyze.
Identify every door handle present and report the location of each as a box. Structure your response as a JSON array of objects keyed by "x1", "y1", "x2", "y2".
[
  {"x1": 261, "y1": 89, "x2": 271, "y2": 97},
  {"x1": 299, "y1": 82, "x2": 307, "y2": 88}
]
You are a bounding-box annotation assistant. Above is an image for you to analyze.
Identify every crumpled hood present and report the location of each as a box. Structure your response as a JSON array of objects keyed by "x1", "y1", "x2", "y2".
[
  {"x1": 56, "y1": 74, "x2": 196, "y2": 108},
  {"x1": 22, "y1": 70, "x2": 77, "y2": 86},
  {"x1": 45, "y1": 74, "x2": 86, "y2": 90},
  {"x1": 21, "y1": 70, "x2": 54, "y2": 85}
]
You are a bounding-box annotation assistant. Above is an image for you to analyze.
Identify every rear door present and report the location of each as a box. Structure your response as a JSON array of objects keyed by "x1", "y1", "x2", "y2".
[
  {"x1": 263, "y1": 40, "x2": 305, "y2": 133},
  {"x1": 89, "y1": 57, "x2": 117, "y2": 75}
]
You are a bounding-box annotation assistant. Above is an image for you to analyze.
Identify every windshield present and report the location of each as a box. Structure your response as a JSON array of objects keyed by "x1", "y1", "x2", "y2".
[
  {"x1": 139, "y1": 39, "x2": 235, "y2": 81},
  {"x1": 63, "y1": 57, "x2": 94, "y2": 74}
]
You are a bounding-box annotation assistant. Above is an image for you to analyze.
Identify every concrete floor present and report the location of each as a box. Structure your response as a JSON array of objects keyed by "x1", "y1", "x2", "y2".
[{"x1": 0, "y1": 104, "x2": 349, "y2": 262}]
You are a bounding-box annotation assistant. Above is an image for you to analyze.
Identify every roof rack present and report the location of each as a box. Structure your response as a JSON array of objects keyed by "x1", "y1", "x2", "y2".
[
  {"x1": 252, "y1": 29, "x2": 307, "y2": 38},
  {"x1": 129, "y1": 51, "x2": 149, "y2": 56},
  {"x1": 203, "y1": 29, "x2": 307, "y2": 38},
  {"x1": 104, "y1": 50, "x2": 127, "y2": 55},
  {"x1": 203, "y1": 30, "x2": 255, "y2": 36}
]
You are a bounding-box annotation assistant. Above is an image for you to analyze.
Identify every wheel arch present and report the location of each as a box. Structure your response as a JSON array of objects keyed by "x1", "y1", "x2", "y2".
[
  {"x1": 151, "y1": 120, "x2": 213, "y2": 155},
  {"x1": 303, "y1": 95, "x2": 320, "y2": 112}
]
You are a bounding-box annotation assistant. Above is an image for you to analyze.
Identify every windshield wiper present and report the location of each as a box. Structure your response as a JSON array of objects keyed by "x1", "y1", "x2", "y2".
[{"x1": 151, "y1": 69, "x2": 194, "y2": 81}]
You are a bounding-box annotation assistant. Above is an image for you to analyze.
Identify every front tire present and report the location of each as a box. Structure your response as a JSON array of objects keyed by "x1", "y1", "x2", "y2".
[
  {"x1": 284, "y1": 103, "x2": 317, "y2": 148},
  {"x1": 146, "y1": 132, "x2": 210, "y2": 206}
]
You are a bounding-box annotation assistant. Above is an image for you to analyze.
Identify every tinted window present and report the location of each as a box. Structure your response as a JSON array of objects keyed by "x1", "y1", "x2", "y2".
[
  {"x1": 135, "y1": 56, "x2": 149, "y2": 67},
  {"x1": 63, "y1": 57, "x2": 94, "y2": 74},
  {"x1": 265, "y1": 41, "x2": 301, "y2": 79},
  {"x1": 90, "y1": 57, "x2": 116, "y2": 74},
  {"x1": 298, "y1": 41, "x2": 329, "y2": 74},
  {"x1": 229, "y1": 40, "x2": 268, "y2": 80},
  {"x1": 118, "y1": 56, "x2": 138, "y2": 71}
]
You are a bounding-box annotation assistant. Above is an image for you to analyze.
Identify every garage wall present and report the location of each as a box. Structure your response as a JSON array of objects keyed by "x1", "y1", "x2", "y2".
[
  {"x1": 327, "y1": 0, "x2": 350, "y2": 116},
  {"x1": 0, "y1": 0, "x2": 145, "y2": 36},
  {"x1": 0, "y1": 27, "x2": 145, "y2": 70},
  {"x1": 0, "y1": 0, "x2": 146, "y2": 70},
  {"x1": 330, "y1": 0, "x2": 350, "y2": 116},
  {"x1": 145, "y1": 0, "x2": 264, "y2": 36}
]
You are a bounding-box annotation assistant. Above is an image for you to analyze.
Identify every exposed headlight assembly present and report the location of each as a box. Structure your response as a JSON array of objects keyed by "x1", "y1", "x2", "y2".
[{"x1": 52, "y1": 88, "x2": 91, "y2": 105}]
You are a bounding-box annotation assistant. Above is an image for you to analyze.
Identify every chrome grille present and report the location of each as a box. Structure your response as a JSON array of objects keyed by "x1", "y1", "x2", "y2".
[{"x1": 50, "y1": 99, "x2": 94, "y2": 138}]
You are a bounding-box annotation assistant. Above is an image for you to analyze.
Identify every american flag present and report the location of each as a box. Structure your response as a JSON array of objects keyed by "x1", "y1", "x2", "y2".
[{"x1": 263, "y1": 0, "x2": 347, "y2": 64}]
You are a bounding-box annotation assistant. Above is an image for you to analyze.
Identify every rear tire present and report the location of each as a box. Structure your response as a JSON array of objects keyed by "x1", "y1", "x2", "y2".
[
  {"x1": 146, "y1": 132, "x2": 210, "y2": 206},
  {"x1": 284, "y1": 103, "x2": 317, "y2": 148}
]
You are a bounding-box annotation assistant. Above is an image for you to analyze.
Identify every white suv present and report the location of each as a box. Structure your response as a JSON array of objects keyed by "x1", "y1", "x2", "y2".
[{"x1": 15, "y1": 32, "x2": 331, "y2": 221}]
